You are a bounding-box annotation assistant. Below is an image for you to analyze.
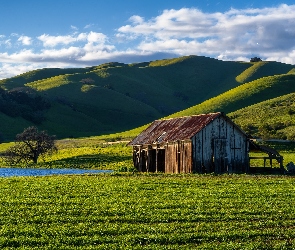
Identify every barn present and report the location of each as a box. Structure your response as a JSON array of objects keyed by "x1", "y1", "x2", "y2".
[{"x1": 128, "y1": 112, "x2": 251, "y2": 174}]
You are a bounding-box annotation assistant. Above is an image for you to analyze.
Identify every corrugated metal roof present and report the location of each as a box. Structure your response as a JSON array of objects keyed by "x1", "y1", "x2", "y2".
[{"x1": 128, "y1": 112, "x2": 222, "y2": 145}]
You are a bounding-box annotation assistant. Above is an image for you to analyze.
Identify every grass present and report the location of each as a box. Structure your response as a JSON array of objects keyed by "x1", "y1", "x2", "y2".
[
  {"x1": 235, "y1": 61, "x2": 267, "y2": 83},
  {"x1": 0, "y1": 128, "x2": 140, "y2": 170},
  {"x1": 288, "y1": 68, "x2": 295, "y2": 74},
  {"x1": 43, "y1": 141, "x2": 133, "y2": 170},
  {"x1": 3, "y1": 56, "x2": 295, "y2": 248},
  {"x1": 229, "y1": 93, "x2": 295, "y2": 140},
  {"x1": 1, "y1": 174, "x2": 295, "y2": 249},
  {"x1": 168, "y1": 74, "x2": 295, "y2": 119},
  {"x1": 0, "y1": 139, "x2": 133, "y2": 171},
  {"x1": 148, "y1": 55, "x2": 194, "y2": 66},
  {"x1": 0, "y1": 55, "x2": 252, "y2": 141},
  {"x1": 26, "y1": 75, "x2": 71, "y2": 91},
  {"x1": 1, "y1": 56, "x2": 295, "y2": 142},
  {"x1": 1, "y1": 128, "x2": 295, "y2": 171},
  {"x1": 1, "y1": 128, "x2": 295, "y2": 248},
  {"x1": 0, "y1": 68, "x2": 91, "y2": 90}
]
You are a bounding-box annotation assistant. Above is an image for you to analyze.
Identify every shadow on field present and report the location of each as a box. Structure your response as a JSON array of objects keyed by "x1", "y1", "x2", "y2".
[
  {"x1": 47, "y1": 154, "x2": 132, "y2": 169},
  {"x1": 249, "y1": 167, "x2": 285, "y2": 175}
]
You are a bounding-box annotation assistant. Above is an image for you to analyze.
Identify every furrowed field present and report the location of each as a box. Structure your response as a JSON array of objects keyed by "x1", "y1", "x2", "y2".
[
  {"x1": 1, "y1": 174, "x2": 295, "y2": 249},
  {"x1": 1, "y1": 138, "x2": 295, "y2": 249}
]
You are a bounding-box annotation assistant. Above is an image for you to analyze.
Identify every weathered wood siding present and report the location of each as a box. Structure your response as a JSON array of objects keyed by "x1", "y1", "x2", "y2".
[
  {"x1": 132, "y1": 115, "x2": 249, "y2": 174},
  {"x1": 133, "y1": 146, "x2": 167, "y2": 172},
  {"x1": 165, "y1": 141, "x2": 192, "y2": 173},
  {"x1": 192, "y1": 116, "x2": 249, "y2": 173}
]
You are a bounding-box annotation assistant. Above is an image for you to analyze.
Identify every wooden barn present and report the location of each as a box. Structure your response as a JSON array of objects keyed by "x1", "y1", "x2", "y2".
[{"x1": 128, "y1": 112, "x2": 251, "y2": 174}]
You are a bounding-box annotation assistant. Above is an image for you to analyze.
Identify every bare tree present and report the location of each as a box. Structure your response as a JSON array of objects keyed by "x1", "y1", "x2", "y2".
[{"x1": 5, "y1": 126, "x2": 57, "y2": 164}]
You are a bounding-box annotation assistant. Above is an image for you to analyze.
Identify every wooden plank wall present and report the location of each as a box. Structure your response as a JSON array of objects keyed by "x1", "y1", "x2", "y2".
[
  {"x1": 133, "y1": 116, "x2": 249, "y2": 174},
  {"x1": 165, "y1": 141, "x2": 192, "y2": 173},
  {"x1": 192, "y1": 116, "x2": 249, "y2": 173}
]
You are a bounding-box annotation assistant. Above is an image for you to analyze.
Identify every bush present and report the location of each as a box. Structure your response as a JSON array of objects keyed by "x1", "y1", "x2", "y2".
[
  {"x1": 117, "y1": 166, "x2": 138, "y2": 172},
  {"x1": 250, "y1": 57, "x2": 262, "y2": 62}
]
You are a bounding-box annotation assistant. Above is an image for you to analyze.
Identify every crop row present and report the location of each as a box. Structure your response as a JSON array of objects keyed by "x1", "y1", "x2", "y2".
[{"x1": 0, "y1": 174, "x2": 295, "y2": 249}]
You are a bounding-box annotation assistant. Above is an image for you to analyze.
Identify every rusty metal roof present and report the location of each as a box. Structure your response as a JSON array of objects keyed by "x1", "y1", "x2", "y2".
[{"x1": 128, "y1": 112, "x2": 222, "y2": 146}]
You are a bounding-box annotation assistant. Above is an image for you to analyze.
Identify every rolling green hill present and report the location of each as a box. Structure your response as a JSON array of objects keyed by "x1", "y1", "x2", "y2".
[
  {"x1": 0, "y1": 55, "x2": 294, "y2": 141},
  {"x1": 228, "y1": 93, "x2": 295, "y2": 140},
  {"x1": 168, "y1": 73, "x2": 295, "y2": 118}
]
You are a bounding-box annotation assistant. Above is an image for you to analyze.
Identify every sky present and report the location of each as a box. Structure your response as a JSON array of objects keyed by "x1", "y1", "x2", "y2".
[{"x1": 0, "y1": 0, "x2": 295, "y2": 79}]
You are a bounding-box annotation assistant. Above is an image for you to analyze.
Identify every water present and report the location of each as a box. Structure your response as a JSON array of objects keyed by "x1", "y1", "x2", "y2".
[{"x1": 0, "y1": 168, "x2": 113, "y2": 177}]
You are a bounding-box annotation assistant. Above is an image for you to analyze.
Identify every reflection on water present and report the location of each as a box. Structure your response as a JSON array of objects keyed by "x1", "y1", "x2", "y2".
[{"x1": 0, "y1": 168, "x2": 112, "y2": 177}]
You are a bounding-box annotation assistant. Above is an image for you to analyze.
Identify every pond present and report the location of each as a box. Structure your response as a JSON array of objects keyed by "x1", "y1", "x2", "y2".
[{"x1": 0, "y1": 168, "x2": 113, "y2": 177}]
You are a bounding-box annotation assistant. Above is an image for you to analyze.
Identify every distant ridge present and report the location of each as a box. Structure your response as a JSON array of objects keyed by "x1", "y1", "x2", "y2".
[{"x1": 0, "y1": 55, "x2": 294, "y2": 141}]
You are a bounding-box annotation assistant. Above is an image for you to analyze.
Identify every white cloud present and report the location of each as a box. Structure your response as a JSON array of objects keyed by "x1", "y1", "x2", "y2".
[
  {"x1": 84, "y1": 24, "x2": 93, "y2": 29},
  {"x1": 129, "y1": 15, "x2": 144, "y2": 24},
  {"x1": 118, "y1": 8, "x2": 218, "y2": 39},
  {"x1": 0, "y1": 35, "x2": 12, "y2": 48},
  {"x1": 71, "y1": 25, "x2": 78, "y2": 31},
  {"x1": 86, "y1": 31, "x2": 107, "y2": 44},
  {"x1": 1, "y1": 4, "x2": 295, "y2": 80},
  {"x1": 118, "y1": 4, "x2": 295, "y2": 60},
  {"x1": 5, "y1": 39, "x2": 12, "y2": 47},
  {"x1": 17, "y1": 35, "x2": 32, "y2": 46},
  {"x1": 0, "y1": 63, "x2": 36, "y2": 79},
  {"x1": 37, "y1": 31, "x2": 107, "y2": 47},
  {"x1": 37, "y1": 34, "x2": 81, "y2": 47}
]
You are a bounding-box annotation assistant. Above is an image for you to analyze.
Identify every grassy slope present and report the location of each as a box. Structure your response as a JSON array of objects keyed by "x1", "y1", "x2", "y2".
[
  {"x1": 41, "y1": 86, "x2": 160, "y2": 139},
  {"x1": 163, "y1": 62, "x2": 295, "y2": 140},
  {"x1": 240, "y1": 61, "x2": 294, "y2": 83},
  {"x1": 0, "y1": 67, "x2": 93, "y2": 90},
  {"x1": 0, "y1": 56, "x2": 252, "y2": 141},
  {"x1": 168, "y1": 73, "x2": 295, "y2": 118},
  {"x1": 228, "y1": 92, "x2": 295, "y2": 140},
  {"x1": 0, "y1": 113, "x2": 31, "y2": 140},
  {"x1": 92, "y1": 61, "x2": 295, "y2": 141},
  {"x1": 1, "y1": 56, "x2": 294, "y2": 141},
  {"x1": 235, "y1": 61, "x2": 267, "y2": 83}
]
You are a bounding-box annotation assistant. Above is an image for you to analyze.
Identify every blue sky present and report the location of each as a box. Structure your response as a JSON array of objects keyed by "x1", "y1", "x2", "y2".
[{"x1": 0, "y1": 0, "x2": 295, "y2": 79}]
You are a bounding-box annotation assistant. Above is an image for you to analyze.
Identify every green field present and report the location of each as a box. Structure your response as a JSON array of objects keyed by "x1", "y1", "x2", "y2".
[
  {"x1": 1, "y1": 129, "x2": 295, "y2": 249},
  {"x1": 1, "y1": 174, "x2": 295, "y2": 249},
  {"x1": 0, "y1": 139, "x2": 134, "y2": 171}
]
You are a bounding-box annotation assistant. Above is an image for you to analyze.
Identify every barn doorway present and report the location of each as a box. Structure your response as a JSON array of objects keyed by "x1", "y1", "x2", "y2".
[
  {"x1": 157, "y1": 149, "x2": 165, "y2": 172},
  {"x1": 213, "y1": 139, "x2": 228, "y2": 173},
  {"x1": 148, "y1": 149, "x2": 165, "y2": 172}
]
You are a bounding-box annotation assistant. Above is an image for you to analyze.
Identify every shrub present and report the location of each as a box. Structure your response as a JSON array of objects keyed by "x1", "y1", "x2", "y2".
[{"x1": 250, "y1": 57, "x2": 262, "y2": 62}]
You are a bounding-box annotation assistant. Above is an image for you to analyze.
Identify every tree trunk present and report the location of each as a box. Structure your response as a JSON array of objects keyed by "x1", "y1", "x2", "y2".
[{"x1": 33, "y1": 153, "x2": 38, "y2": 164}]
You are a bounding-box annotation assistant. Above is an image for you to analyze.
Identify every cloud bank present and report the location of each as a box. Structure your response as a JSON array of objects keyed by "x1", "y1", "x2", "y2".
[{"x1": 0, "y1": 4, "x2": 295, "y2": 79}]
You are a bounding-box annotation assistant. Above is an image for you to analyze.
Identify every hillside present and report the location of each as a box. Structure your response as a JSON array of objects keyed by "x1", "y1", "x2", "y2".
[
  {"x1": 0, "y1": 55, "x2": 294, "y2": 141},
  {"x1": 228, "y1": 93, "x2": 295, "y2": 140},
  {"x1": 168, "y1": 73, "x2": 295, "y2": 118}
]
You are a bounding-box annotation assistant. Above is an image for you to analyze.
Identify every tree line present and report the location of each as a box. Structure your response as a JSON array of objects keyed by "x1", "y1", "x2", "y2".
[{"x1": 0, "y1": 88, "x2": 51, "y2": 124}]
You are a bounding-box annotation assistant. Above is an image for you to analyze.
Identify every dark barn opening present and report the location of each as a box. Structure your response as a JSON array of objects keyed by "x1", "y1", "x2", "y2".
[{"x1": 157, "y1": 149, "x2": 165, "y2": 172}]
